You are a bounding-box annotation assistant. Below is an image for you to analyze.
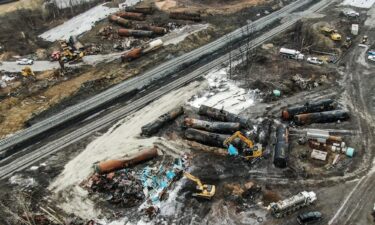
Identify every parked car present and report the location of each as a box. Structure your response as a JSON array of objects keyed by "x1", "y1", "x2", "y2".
[
  {"x1": 368, "y1": 50, "x2": 375, "y2": 56},
  {"x1": 16, "y1": 58, "x2": 33, "y2": 65},
  {"x1": 343, "y1": 9, "x2": 359, "y2": 17},
  {"x1": 368, "y1": 55, "x2": 375, "y2": 62},
  {"x1": 307, "y1": 57, "x2": 323, "y2": 65},
  {"x1": 297, "y1": 211, "x2": 322, "y2": 224}
]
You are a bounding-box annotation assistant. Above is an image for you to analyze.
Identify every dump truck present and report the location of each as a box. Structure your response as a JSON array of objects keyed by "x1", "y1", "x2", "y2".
[
  {"x1": 279, "y1": 48, "x2": 304, "y2": 60},
  {"x1": 320, "y1": 27, "x2": 342, "y2": 41},
  {"x1": 269, "y1": 191, "x2": 317, "y2": 218}
]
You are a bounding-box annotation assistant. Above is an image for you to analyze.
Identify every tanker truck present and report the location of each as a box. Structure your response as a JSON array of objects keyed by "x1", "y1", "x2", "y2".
[
  {"x1": 279, "y1": 47, "x2": 305, "y2": 61},
  {"x1": 268, "y1": 191, "x2": 317, "y2": 218}
]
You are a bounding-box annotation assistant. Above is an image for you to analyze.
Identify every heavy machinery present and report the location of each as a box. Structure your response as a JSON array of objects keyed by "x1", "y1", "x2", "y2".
[
  {"x1": 342, "y1": 37, "x2": 352, "y2": 49},
  {"x1": 320, "y1": 27, "x2": 342, "y2": 41},
  {"x1": 183, "y1": 172, "x2": 215, "y2": 199},
  {"x1": 21, "y1": 66, "x2": 35, "y2": 77},
  {"x1": 269, "y1": 191, "x2": 317, "y2": 218},
  {"x1": 362, "y1": 35, "x2": 368, "y2": 44},
  {"x1": 51, "y1": 40, "x2": 84, "y2": 63},
  {"x1": 223, "y1": 131, "x2": 262, "y2": 160}
]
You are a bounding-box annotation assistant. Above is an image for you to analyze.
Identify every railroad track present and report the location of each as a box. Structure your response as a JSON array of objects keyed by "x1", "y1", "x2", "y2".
[
  {"x1": 0, "y1": 0, "x2": 315, "y2": 154},
  {"x1": 0, "y1": 0, "x2": 335, "y2": 179}
]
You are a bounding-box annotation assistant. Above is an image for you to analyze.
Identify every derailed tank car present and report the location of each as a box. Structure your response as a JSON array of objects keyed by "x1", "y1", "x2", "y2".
[
  {"x1": 269, "y1": 191, "x2": 317, "y2": 218},
  {"x1": 274, "y1": 125, "x2": 289, "y2": 168}
]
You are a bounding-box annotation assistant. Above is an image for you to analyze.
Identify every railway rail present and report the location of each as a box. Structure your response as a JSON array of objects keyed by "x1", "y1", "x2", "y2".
[
  {"x1": 0, "y1": 0, "x2": 315, "y2": 154},
  {"x1": 0, "y1": 0, "x2": 334, "y2": 179}
]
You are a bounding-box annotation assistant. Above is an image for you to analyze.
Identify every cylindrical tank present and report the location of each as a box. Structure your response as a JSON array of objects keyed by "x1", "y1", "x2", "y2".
[
  {"x1": 134, "y1": 24, "x2": 166, "y2": 35},
  {"x1": 108, "y1": 15, "x2": 132, "y2": 27},
  {"x1": 116, "y1": 12, "x2": 145, "y2": 21},
  {"x1": 142, "y1": 39, "x2": 163, "y2": 54},
  {"x1": 94, "y1": 147, "x2": 158, "y2": 174},
  {"x1": 198, "y1": 105, "x2": 252, "y2": 129},
  {"x1": 282, "y1": 99, "x2": 336, "y2": 120},
  {"x1": 169, "y1": 11, "x2": 201, "y2": 22},
  {"x1": 118, "y1": 29, "x2": 154, "y2": 38},
  {"x1": 141, "y1": 107, "x2": 184, "y2": 137},
  {"x1": 270, "y1": 191, "x2": 316, "y2": 218},
  {"x1": 184, "y1": 118, "x2": 241, "y2": 134},
  {"x1": 274, "y1": 125, "x2": 289, "y2": 168},
  {"x1": 121, "y1": 48, "x2": 142, "y2": 61},
  {"x1": 185, "y1": 128, "x2": 230, "y2": 147},
  {"x1": 125, "y1": 6, "x2": 154, "y2": 14},
  {"x1": 294, "y1": 110, "x2": 349, "y2": 125}
]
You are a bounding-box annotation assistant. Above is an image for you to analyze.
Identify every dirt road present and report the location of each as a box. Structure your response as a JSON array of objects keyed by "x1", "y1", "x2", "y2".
[
  {"x1": 328, "y1": 32, "x2": 375, "y2": 225},
  {"x1": 0, "y1": 52, "x2": 123, "y2": 72}
]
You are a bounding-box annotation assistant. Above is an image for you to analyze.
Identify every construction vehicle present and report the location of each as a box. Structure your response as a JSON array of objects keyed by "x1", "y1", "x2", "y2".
[
  {"x1": 21, "y1": 66, "x2": 35, "y2": 77},
  {"x1": 279, "y1": 47, "x2": 304, "y2": 60},
  {"x1": 183, "y1": 172, "x2": 215, "y2": 199},
  {"x1": 362, "y1": 35, "x2": 368, "y2": 44},
  {"x1": 51, "y1": 40, "x2": 84, "y2": 63},
  {"x1": 342, "y1": 37, "x2": 352, "y2": 49},
  {"x1": 223, "y1": 131, "x2": 263, "y2": 160},
  {"x1": 320, "y1": 27, "x2": 342, "y2": 41}
]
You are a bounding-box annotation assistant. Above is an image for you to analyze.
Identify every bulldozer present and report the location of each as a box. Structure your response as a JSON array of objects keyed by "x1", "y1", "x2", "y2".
[
  {"x1": 320, "y1": 27, "x2": 342, "y2": 41},
  {"x1": 21, "y1": 66, "x2": 35, "y2": 77},
  {"x1": 223, "y1": 131, "x2": 263, "y2": 160},
  {"x1": 183, "y1": 172, "x2": 215, "y2": 199}
]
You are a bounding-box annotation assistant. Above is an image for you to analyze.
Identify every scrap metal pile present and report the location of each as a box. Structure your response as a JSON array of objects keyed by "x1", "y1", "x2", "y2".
[
  {"x1": 82, "y1": 147, "x2": 187, "y2": 212},
  {"x1": 85, "y1": 169, "x2": 145, "y2": 207}
]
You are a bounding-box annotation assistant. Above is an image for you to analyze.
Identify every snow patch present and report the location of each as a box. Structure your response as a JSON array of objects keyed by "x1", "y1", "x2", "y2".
[
  {"x1": 9, "y1": 175, "x2": 37, "y2": 188},
  {"x1": 39, "y1": 4, "x2": 119, "y2": 42},
  {"x1": 162, "y1": 24, "x2": 209, "y2": 46},
  {"x1": 341, "y1": 0, "x2": 375, "y2": 8},
  {"x1": 188, "y1": 67, "x2": 257, "y2": 114}
]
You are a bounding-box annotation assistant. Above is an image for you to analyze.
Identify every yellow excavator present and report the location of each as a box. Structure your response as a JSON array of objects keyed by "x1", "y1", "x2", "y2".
[
  {"x1": 223, "y1": 131, "x2": 262, "y2": 160},
  {"x1": 21, "y1": 66, "x2": 35, "y2": 77},
  {"x1": 183, "y1": 172, "x2": 215, "y2": 199},
  {"x1": 320, "y1": 27, "x2": 342, "y2": 41}
]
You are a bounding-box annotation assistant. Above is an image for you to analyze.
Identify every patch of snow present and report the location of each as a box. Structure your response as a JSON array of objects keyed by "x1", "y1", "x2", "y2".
[
  {"x1": 39, "y1": 4, "x2": 119, "y2": 42},
  {"x1": 162, "y1": 24, "x2": 209, "y2": 46},
  {"x1": 29, "y1": 166, "x2": 39, "y2": 171},
  {"x1": 341, "y1": 0, "x2": 375, "y2": 8},
  {"x1": 98, "y1": 217, "x2": 129, "y2": 225},
  {"x1": 157, "y1": 181, "x2": 185, "y2": 216},
  {"x1": 119, "y1": 0, "x2": 141, "y2": 9},
  {"x1": 365, "y1": 4, "x2": 375, "y2": 28},
  {"x1": 9, "y1": 175, "x2": 37, "y2": 188},
  {"x1": 188, "y1": 66, "x2": 258, "y2": 114},
  {"x1": 1, "y1": 74, "x2": 15, "y2": 82},
  {"x1": 51, "y1": 0, "x2": 91, "y2": 9}
]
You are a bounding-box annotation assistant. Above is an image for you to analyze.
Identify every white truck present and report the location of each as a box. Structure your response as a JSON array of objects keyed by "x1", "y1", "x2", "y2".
[
  {"x1": 269, "y1": 191, "x2": 317, "y2": 218},
  {"x1": 279, "y1": 47, "x2": 304, "y2": 60}
]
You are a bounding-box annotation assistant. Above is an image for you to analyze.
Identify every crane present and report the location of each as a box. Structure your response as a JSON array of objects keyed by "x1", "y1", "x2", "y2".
[
  {"x1": 183, "y1": 172, "x2": 215, "y2": 199},
  {"x1": 223, "y1": 131, "x2": 262, "y2": 160}
]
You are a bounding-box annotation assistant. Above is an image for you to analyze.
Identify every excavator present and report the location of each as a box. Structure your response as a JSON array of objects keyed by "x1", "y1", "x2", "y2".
[
  {"x1": 223, "y1": 131, "x2": 263, "y2": 160},
  {"x1": 320, "y1": 27, "x2": 342, "y2": 41},
  {"x1": 21, "y1": 66, "x2": 35, "y2": 77},
  {"x1": 183, "y1": 172, "x2": 215, "y2": 199}
]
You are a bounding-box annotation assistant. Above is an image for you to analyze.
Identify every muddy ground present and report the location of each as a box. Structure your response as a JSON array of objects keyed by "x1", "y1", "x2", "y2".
[
  {"x1": 1, "y1": 1, "x2": 375, "y2": 225},
  {"x1": 0, "y1": 0, "x2": 286, "y2": 138}
]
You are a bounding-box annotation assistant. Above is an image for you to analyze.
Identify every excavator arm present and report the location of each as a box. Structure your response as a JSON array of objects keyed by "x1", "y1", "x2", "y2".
[
  {"x1": 183, "y1": 172, "x2": 215, "y2": 199},
  {"x1": 183, "y1": 172, "x2": 203, "y2": 189},
  {"x1": 224, "y1": 131, "x2": 263, "y2": 160}
]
